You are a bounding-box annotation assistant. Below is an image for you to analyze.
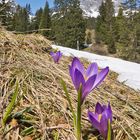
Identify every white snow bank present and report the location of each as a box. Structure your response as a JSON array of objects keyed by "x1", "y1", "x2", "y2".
[{"x1": 52, "y1": 45, "x2": 140, "y2": 91}]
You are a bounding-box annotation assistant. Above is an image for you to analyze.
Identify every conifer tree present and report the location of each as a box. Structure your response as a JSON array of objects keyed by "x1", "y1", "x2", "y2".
[
  {"x1": 0, "y1": 0, "x2": 6, "y2": 26},
  {"x1": 95, "y1": 0, "x2": 116, "y2": 53},
  {"x1": 95, "y1": 1, "x2": 106, "y2": 43},
  {"x1": 28, "y1": 8, "x2": 43, "y2": 31},
  {"x1": 114, "y1": 7, "x2": 127, "y2": 42},
  {"x1": 26, "y1": 4, "x2": 31, "y2": 15},
  {"x1": 22, "y1": 7, "x2": 29, "y2": 31},
  {"x1": 0, "y1": 0, "x2": 15, "y2": 29},
  {"x1": 105, "y1": 0, "x2": 116, "y2": 53},
  {"x1": 53, "y1": 0, "x2": 86, "y2": 49},
  {"x1": 35, "y1": 8, "x2": 43, "y2": 30},
  {"x1": 39, "y1": 1, "x2": 51, "y2": 37},
  {"x1": 119, "y1": 0, "x2": 140, "y2": 61},
  {"x1": 135, "y1": 11, "x2": 140, "y2": 57},
  {"x1": 12, "y1": 5, "x2": 29, "y2": 32}
]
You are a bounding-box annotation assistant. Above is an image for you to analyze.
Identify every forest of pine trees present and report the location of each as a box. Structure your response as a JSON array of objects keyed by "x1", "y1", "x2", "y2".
[
  {"x1": 0, "y1": 0, "x2": 52, "y2": 36},
  {"x1": 0, "y1": 0, "x2": 140, "y2": 62},
  {"x1": 95, "y1": 0, "x2": 140, "y2": 62}
]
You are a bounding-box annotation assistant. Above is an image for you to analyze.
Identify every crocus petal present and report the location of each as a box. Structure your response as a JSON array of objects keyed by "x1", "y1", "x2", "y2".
[
  {"x1": 95, "y1": 102, "x2": 104, "y2": 114},
  {"x1": 88, "y1": 111, "x2": 100, "y2": 130},
  {"x1": 86, "y1": 63, "x2": 98, "y2": 79},
  {"x1": 82, "y1": 75, "x2": 96, "y2": 103},
  {"x1": 106, "y1": 103, "x2": 112, "y2": 122},
  {"x1": 99, "y1": 103, "x2": 112, "y2": 138},
  {"x1": 73, "y1": 69, "x2": 85, "y2": 91},
  {"x1": 50, "y1": 52, "x2": 56, "y2": 59},
  {"x1": 50, "y1": 52, "x2": 58, "y2": 63},
  {"x1": 93, "y1": 67, "x2": 109, "y2": 89},
  {"x1": 102, "y1": 105, "x2": 107, "y2": 110},
  {"x1": 69, "y1": 65, "x2": 74, "y2": 84},
  {"x1": 71, "y1": 57, "x2": 85, "y2": 75},
  {"x1": 56, "y1": 51, "x2": 60, "y2": 62},
  {"x1": 50, "y1": 52, "x2": 54, "y2": 56},
  {"x1": 58, "y1": 51, "x2": 62, "y2": 59},
  {"x1": 101, "y1": 104, "x2": 112, "y2": 123},
  {"x1": 100, "y1": 115, "x2": 108, "y2": 138},
  {"x1": 56, "y1": 51, "x2": 62, "y2": 62},
  {"x1": 53, "y1": 55, "x2": 58, "y2": 63},
  {"x1": 50, "y1": 51, "x2": 62, "y2": 63}
]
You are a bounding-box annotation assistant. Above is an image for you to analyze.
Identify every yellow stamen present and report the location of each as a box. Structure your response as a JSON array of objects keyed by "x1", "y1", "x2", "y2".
[
  {"x1": 98, "y1": 114, "x2": 102, "y2": 122},
  {"x1": 84, "y1": 75, "x2": 88, "y2": 81}
]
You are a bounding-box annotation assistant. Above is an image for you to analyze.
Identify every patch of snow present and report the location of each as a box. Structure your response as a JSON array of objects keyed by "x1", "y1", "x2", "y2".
[
  {"x1": 29, "y1": 14, "x2": 35, "y2": 21},
  {"x1": 0, "y1": 0, "x2": 12, "y2": 3},
  {"x1": 80, "y1": 0, "x2": 122, "y2": 18},
  {"x1": 52, "y1": 45, "x2": 140, "y2": 91}
]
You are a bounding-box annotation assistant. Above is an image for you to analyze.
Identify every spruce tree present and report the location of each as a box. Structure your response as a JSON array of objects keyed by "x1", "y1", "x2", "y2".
[
  {"x1": 0, "y1": 0, "x2": 6, "y2": 26},
  {"x1": 95, "y1": 1, "x2": 106, "y2": 43},
  {"x1": 135, "y1": 11, "x2": 140, "y2": 58},
  {"x1": 26, "y1": 4, "x2": 31, "y2": 15},
  {"x1": 12, "y1": 5, "x2": 29, "y2": 32},
  {"x1": 0, "y1": 0, "x2": 15, "y2": 29},
  {"x1": 119, "y1": 0, "x2": 140, "y2": 61},
  {"x1": 39, "y1": 1, "x2": 51, "y2": 37},
  {"x1": 53, "y1": 0, "x2": 86, "y2": 49},
  {"x1": 114, "y1": 7, "x2": 127, "y2": 42},
  {"x1": 105, "y1": 0, "x2": 116, "y2": 53},
  {"x1": 35, "y1": 8, "x2": 43, "y2": 30},
  {"x1": 28, "y1": 8, "x2": 43, "y2": 31},
  {"x1": 22, "y1": 7, "x2": 29, "y2": 31},
  {"x1": 95, "y1": 0, "x2": 116, "y2": 54}
]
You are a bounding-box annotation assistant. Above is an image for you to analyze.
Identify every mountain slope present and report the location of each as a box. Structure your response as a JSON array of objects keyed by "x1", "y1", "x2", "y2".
[{"x1": 80, "y1": 0, "x2": 122, "y2": 17}]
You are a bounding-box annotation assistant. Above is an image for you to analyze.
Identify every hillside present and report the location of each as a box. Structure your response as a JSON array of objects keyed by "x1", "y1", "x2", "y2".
[{"x1": 0, "y1": 29, "x2": 140, "y2": 140}]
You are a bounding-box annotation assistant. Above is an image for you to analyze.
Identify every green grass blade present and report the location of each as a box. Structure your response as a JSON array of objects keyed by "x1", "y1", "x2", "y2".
[
  {"x1": 107, "y1": 119, "x2": 111, "y2": 140},
  {"x1": 60, "y1": 79, "x2": 76, "y2": 127},
  {"x1": 20, "y1": 126, "x2": 34, "y2": 136},
  {"x1": 12, "y1": 107, "x2": 31, "y2": 118},
  {"x1": 54, "y1": 131, "x2": 59, "y2": 140},
  {"x1": 76, "y1": 85, "x2": 82, "y2": 140},
  {"x1": 2, "y1": 82, "x2": 19, "y2": 126}
]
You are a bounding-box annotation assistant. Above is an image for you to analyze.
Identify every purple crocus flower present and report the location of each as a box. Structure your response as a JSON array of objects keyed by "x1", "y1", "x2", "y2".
[
  {"x1": 88, "y1": 102, "x2": 112, "y2": 139},
  {"x1": 50, "y1": 51, "x2": 62, "y2": 63},
  {"x1": 69, "y1": 57, "x2": 109, "y2": 103}
]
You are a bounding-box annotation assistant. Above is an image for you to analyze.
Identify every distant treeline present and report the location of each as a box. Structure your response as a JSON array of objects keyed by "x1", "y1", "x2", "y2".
[
  {"x1": 0, "y1": 0, "x2": 140, "y2": 63},
  {"x1": 0, "y1": 0, "x2": 86, "y2": 49},
  {"x1": 0, "y1": 0, "x2": 51, "y2": 37},
  {"x1": 94, "y1": 0, "x2": 140, "y2": 63}
]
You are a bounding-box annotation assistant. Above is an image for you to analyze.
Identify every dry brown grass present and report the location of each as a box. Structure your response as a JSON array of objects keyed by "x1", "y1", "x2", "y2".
[
  {"x1": 0, "y1": 29, "x2": 140, "y2": 140},
  {"x1": 84, "y1": 43, "x2": 109, "y2": 56}
]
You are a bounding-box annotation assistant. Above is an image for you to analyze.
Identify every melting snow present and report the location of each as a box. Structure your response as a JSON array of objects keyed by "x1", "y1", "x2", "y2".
[{"x1": 52, "y1": 45, "x2": 140, "y2": 91}]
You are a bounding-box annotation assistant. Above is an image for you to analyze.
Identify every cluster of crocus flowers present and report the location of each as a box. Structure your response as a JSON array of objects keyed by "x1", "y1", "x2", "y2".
[
  {"x1": 88, "y1": 102, "x2": 112, "y2": 139},
  {"x1": 67, "y1": 57, "x2": 110, "y2": 140},
  {"x1": 50, "y1": 51, "x2": 62, "y2": 63},
  {"x1": 69, "y1": 57, "x2": 109, "y2": 104}
]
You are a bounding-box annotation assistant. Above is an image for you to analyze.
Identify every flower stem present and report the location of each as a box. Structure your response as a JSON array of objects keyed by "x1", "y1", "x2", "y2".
[
  {"x1": 60, "y1": 79, "x2": 76, "y2": 128},
  {"x1": 107, "y1": 119, "x2": 111, "y2": 140},
  {"x1": 76, "y1": 86, "x2": 82, "y2": 140}
]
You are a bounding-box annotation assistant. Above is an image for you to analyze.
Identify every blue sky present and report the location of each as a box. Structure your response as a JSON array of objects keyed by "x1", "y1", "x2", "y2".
[{"x1": 15, "y1": 0, "x2": 54, "y2": 14}]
